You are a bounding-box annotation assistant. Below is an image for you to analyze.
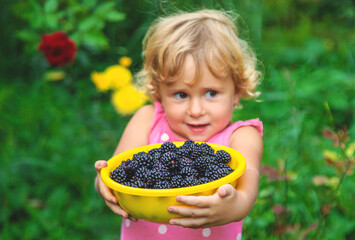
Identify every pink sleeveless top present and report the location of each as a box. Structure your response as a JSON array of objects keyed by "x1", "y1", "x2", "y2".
[{"x1": 120, "y1": 102, "x2": 263, "y2": 240}]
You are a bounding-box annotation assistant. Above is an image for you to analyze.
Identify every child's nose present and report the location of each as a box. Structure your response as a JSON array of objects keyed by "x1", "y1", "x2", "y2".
[{"x1": 188, "y1": 98, "x2": 205, "y2": 117}]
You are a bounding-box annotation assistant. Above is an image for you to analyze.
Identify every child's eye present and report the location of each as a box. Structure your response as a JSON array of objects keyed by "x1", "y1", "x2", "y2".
[
  {"x1": 205, "y1": 90, "x2": 217, "y2": 98},
  {"x1": 174, "y1": 92, "x2": 188, "y2": 99}
]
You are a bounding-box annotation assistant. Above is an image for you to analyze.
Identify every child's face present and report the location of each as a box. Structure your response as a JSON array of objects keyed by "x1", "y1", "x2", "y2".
[{"x1": 159, "y1": 55, "x2": 240, "y2": 142}]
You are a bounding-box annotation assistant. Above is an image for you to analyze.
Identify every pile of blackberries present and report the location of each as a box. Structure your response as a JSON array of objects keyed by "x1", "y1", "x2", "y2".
[{"x1": 110, "y1": 140, "x2": 234, "y2": 189}]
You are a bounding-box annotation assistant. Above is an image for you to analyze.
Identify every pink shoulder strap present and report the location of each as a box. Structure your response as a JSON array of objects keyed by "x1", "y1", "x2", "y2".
[{"x1": 208, "y1": 118, "x2": 263, "y2": 146}]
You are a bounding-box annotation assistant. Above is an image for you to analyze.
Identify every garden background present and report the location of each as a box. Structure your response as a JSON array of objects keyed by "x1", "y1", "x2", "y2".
[{"x1": 1, "y1": 0, "x2": 354, "y2": 239}]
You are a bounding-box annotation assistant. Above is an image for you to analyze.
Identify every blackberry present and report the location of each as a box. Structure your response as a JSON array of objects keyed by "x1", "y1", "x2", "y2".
[
  {"x1": 133, "y1": 151, "x2": 149, "y2": 163},
  {"x1": 120, "y1": 160, "x2": 136, "y2": 177},
  {"x1": 191, "y1": 144, "x2": 203, "y2": 159},
  {"x1": 171, "y1": 175, "x2": 184, "y2": 188},
  {"x1": 204, "y1": 164, "x2": 220, "y2": 180},
  {"x1": 145, "y1": 155, "x2": 155, "y2": 169},
  {"x1": 194, "y1": 156, "x2": 211, "y2": 171},
  {"x1": 133, "y1": 167, "x2": 150, "y2": 182},
  {"x1": 179, "y1": 156, "x2": 194, "y2": 169},
  {"x1": 148, "y1": 147, "x2": 161, "y2": 156},
  {"x1": 160, "y1": 152, "x2": 178, "y2": 167},
  {"x1": 160, "y1": 142, "x2": 178, "y2": 153},
  {"x1": 154, "y1": 180, "x2": 172, "y2": 189},
  {"x1": 215, "y1": 150, "x2": 231, "y2": 164},
  {"x1": 110, "y1": 167, "x2": 126, "y2": 183},
  {"x1": 123, "y1": 181, "x2": 136, "y2": 187},
  {"x1": 218, "y1": 162, "x2": 233, "y2": 171},
  {"x1": 148, "y1": 148, "x2": 161, "y2": 160},
  {"x1": 135, "y1": 180, "x2": 146, "y2": 188},
  {"x1": 198, "y1": 177, "x2": 210, "y2": 185},
  {"x1": 129, "y1": 160, "x2": 140, "y2": 171},
  {"x1": 200, "y1": 143, "x2": 215, "y2": 155},
  {"x1": 180, "y1": 166, "x2": 199, "y2": 177},
  {"x1": 154, "y1": 160, "x2": 170, "y2": 172},
  {"x1": 176, "y1": 148, "x2": 191, "y2": 158},
  {"x1": 216, "y1": 167, "x2": 233, "y2": 178},
  {"x1": 149, "y1": 170, "x2": 160, "y2": 182},
  {"x1": 160, "y1": 169, "x2": 171, "y2": 181},
  {"x1": 177, "y1": 141, "x2": 194, "y2": 157},
  {"x1": 154, "y1": 158, "x2": 170, "y2": 171},
  {"x1": 181, "y1": 140, "x2": 195, "y2": 148},
  {"x1": 153, "y1": 167, "x2": 170, "y2": 182},
  {"x1": 182, "y1": 176, "x2": 199, "y2": 187}
]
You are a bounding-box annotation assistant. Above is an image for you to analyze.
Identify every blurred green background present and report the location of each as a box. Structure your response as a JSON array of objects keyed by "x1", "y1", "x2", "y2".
[{"x1": 1, "y1": 0, "x2": 354, "y2": 239}]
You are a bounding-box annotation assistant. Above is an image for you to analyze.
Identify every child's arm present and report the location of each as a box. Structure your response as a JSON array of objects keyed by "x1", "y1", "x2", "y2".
[
  {"x1": 94, "y1": 105, "x2": 154, "y2": 220},
  {"x1": 168, "y1": 126, "x2": 263, "y2": 228}
]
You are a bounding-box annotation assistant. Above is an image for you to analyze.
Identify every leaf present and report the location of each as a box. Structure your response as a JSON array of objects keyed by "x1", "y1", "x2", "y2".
[
  {"x1": 94, "y1": 2, "x2": 116, "y2": 18},
  {"x1": 16, "y1": 30, "x2": 39, "y2": 42},
  {"x1": 258, "y1": 187, "x2": 275, "y2": 198},
  {"x1": 44, "y1": 0, "x2": 58, "y2": 13},
  {"x1": 78, "y1": 17, "x2": 104, "y2": 31},
  {"x1": 82, "y1": 0, "x2": 97, "y2": 8},
  {"x1": 81, "y1": 31, "x2": 109, "y2": 49},
  {"x1": 70, "y1": 32, "x2": 81, "y2": 46},
  {"x1": 286, "y1": 170, "x2": 297, "y2": 181},
  {"x1": 105, "y1": 11, "x2": 125, "y2": 22},
  {"x1": 45, "y1": 14, "x2": 59, "y2": 30}
]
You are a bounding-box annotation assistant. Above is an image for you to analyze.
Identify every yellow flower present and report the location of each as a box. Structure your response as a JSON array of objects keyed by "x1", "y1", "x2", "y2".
[
  {"x1": 119, "y1": 56, "x2": 132, "y2": 67},
  {"x1": 111, "y1": 84, "x2": 148, "y2": 115},
  {"x1": 45, "y1": 70, "x2": 65, "y2": 81},
  {"x1": 104, "y1": 65, "x2": 132, "y2": 89},
  {"x1": 91, "y1": 72, "x2": 110, "y2": 92}
]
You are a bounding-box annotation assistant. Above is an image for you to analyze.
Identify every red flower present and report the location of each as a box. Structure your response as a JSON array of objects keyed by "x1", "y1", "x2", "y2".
[{"x1": 38, "y1": 31, "x2": 77, "y2": 67}]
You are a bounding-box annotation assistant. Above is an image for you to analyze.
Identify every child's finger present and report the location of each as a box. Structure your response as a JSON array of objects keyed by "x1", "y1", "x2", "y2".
[
  {"x1": 105, "y1": 200, "x2": 138, "y2": 222},
  {"x1": 217, "y1": 184, "x2": 234, "y2": 198},
  {"x1": 95, "y1": 160, "x2": 107, "y2": 174},
  {"x1": 169, "y1": 216, "x2": 206, "y2": 229},
  {"x1": 175, "y1": 195, "x2": 213, "y2": 208},
  {"x1": 168, "y1": 205, "x2": 209, "y2": 218},
  {"x1": 98, "y1": 180, "x2": 117, "y2": 203},
  {"x1": 105, "y1": 200, "x2": 129, "y2": 217}
]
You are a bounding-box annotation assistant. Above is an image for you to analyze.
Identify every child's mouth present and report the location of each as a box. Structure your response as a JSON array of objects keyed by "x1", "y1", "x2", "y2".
[{"x1": 187, "y1": 124, "x2": 209, "y2": 134}]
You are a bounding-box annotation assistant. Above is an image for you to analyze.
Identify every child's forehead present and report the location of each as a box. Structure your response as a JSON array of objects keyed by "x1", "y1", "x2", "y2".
[
  {"x1": 161, "y1": 68, "x2": 230, "y2": 89},
  {"x1": 163, "y1": 54, "x2": 230, "y2": 85}
]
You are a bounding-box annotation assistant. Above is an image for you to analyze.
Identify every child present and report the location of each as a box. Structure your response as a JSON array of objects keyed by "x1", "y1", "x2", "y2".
[{"x1": 95, "y1": 9, "x2": 263, "y2": 240}]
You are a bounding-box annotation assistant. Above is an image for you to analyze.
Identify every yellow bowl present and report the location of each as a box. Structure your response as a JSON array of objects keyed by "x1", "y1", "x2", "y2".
[{"x1": 100, "y1": 142, "x2": 246, "y2": 223}]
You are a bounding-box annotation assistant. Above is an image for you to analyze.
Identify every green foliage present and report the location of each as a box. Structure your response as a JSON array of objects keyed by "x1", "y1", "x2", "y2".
[
  {"x1": 1, "y1": 0, "x2": 355, "y2": 239},
  {"x1": 12, "y1": 0, "x2": 125, "y2": 53}
]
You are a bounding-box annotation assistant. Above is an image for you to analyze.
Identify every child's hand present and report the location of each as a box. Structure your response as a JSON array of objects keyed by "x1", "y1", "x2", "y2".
[
  {"x1": 168, "y1": 184, "x2": 247, "y2": 229},
  {"x1": 94, "y1": 160, "x2": 137, "y2": 222}
]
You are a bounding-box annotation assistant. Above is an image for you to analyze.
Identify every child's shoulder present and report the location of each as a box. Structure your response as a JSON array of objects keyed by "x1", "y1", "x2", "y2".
[
  {"x1": 131, "y1": 104, "x2": 155, "y2": 124},
  {"x1": 136, "y1": 104, "x2": 155, "y2": 116},
  {"x1": 229, "y1": 125, "x2": 263, "y2": 149},
  {"x1": 121, "y1": 104, "x2": 155, "y2": 144}
]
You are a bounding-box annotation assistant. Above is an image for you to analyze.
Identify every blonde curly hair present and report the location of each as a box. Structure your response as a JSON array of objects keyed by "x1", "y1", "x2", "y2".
[{"x1": 137, "y1": 9, "x2": 261, "y2": 101}]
